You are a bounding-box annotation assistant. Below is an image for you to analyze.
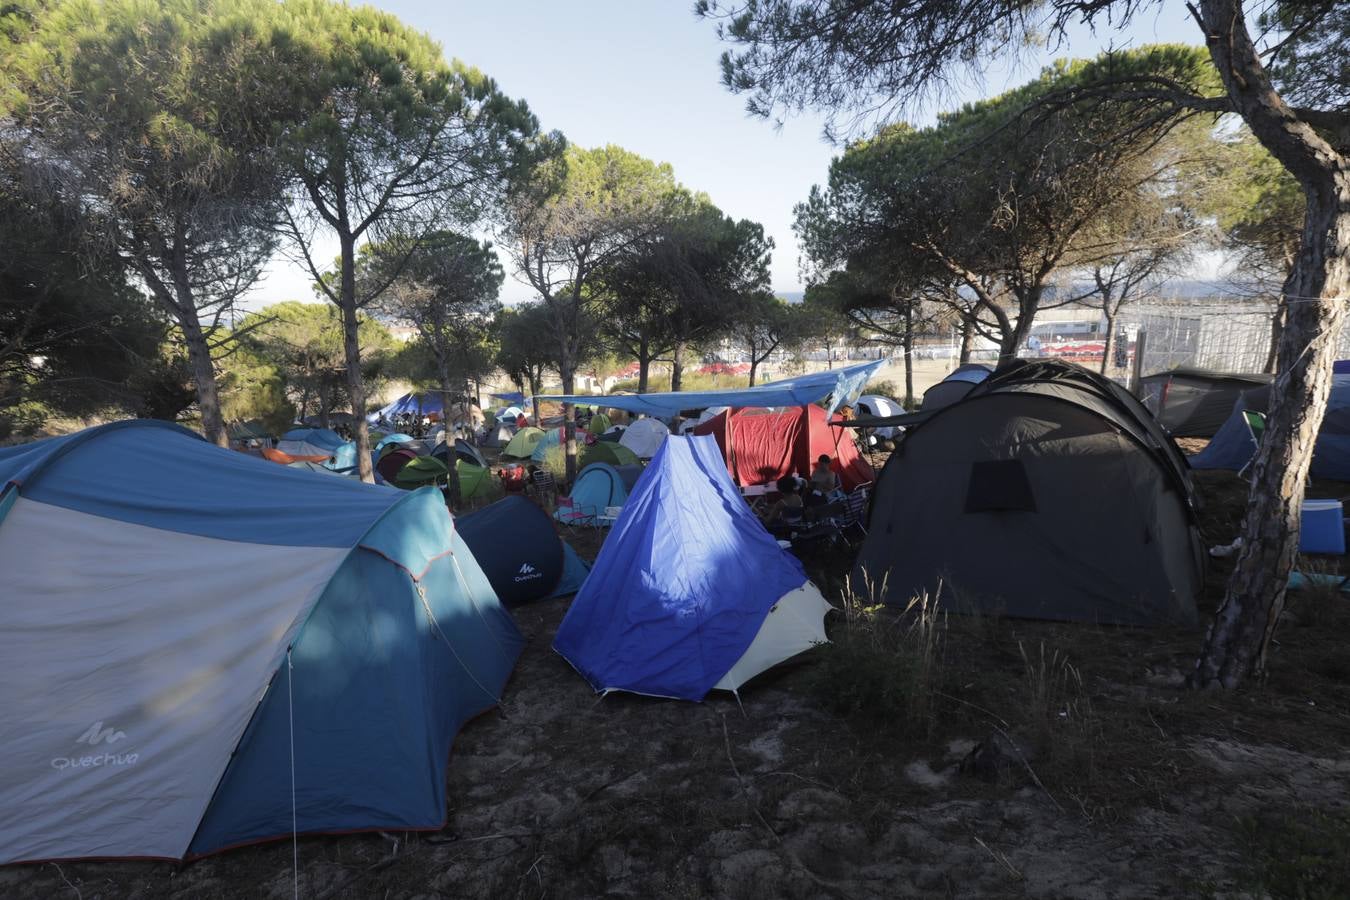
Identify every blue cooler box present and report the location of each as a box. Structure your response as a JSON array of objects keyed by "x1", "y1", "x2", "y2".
[{"x1": 1300, "y1": 499, "x2": 1346, "y2": 554}]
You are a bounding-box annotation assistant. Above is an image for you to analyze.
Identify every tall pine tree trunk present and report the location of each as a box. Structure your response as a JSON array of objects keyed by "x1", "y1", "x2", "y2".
[
  {"x1": 1264, "y1": 298, "x2": 1286, "y2": 374},
  {"x1": 529, "y1": 371, "x2": 542, "y2": 426},
  {"x1": 902, "y1": 301, "x2": 915, "y2": 407},
  {"x1": 560, "y1": 336, "x2": 577, "y2": 485},
  {"x1": 1194, "y1": 201, "x2": 1350, "y2": 686},
  {"x1": 339, "y1": 236, "x2": 374, "y2": 483},
  {"x1": 959, "y1": 316, "x2": 975, "y2": 365},
  {"x1": 1192, "y1": 0, "x2": 1350, "y2": 687},
  {"x1": 671, "y1": 341, "x2": 686, "y2": 391},
  {"x1": 638, "y1": 337, "x2": 650, "y2": 393},
  {"x1": 1100, "y1": 309, "x2": 1118, "y2": 376},
  {"x1": 748, "y1": 355, "x2": 759, "y2": 387},
  {"x1": 318, "y1": 380, "x2": 331, "y2": 429},
  {"x1": 438, "y1": 360, "x2": 462, "y2": 508},
  {"x1": 1000, "y1": 295, "x2": 1038, "y2": 364},
  {"x1": 166, "y1": 253, "x2": 227, "y2": 448},
  {"x1": 181, "y1": 315, "x2": 226, "y2": 448}
]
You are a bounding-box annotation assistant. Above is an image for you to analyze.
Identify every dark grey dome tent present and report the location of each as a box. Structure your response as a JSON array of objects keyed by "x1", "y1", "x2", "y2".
[
  {"x1": 853, "y1": 359, "x2": 1204, "y2": 626},
  {"x1": 431, "y1": 437, "x2": 489, "y2": 468},
  {"x1": 1138, "y1": 368, "x2": 1273, "y2": 437},
  {"x1": 920, "y1": 363, "x2": 993, "y2": 411}
]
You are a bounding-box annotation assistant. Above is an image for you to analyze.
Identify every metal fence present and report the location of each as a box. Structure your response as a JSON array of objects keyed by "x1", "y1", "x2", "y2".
[{"x1": 1130, "y1": 304, "x2": 1277, "y2": 375}]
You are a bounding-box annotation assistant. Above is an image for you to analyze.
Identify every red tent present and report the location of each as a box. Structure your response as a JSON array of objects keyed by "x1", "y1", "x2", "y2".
[
  {"x1": 692, "y1": 405, "x2": 874, "y2": 491},
  {"x1": 376, "y1": 447, "x2": 419, "y2": 484}
]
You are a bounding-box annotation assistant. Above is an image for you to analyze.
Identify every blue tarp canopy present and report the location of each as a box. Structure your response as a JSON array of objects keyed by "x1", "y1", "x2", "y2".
[
  {"x1": 537, "y1": 359, "x2": 885, "y2": 418},
  {"x1": 368, "y1": 392, "x2": 445, "y2": 423},
  {"x1": 553, "y1": 434, "x2": 809, "y2": 701}
]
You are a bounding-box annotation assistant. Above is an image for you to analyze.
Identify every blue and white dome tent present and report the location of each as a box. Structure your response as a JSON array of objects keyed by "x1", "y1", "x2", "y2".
[
  {"x1": 554, "y1": 434, "x2": 831, "y2": 701},
  {"x1": 0, "y1": 420, "x2": 522, "y2": 863},
  {"x1": 277, "y1": 426, "x2": 347, "y2": 458}
]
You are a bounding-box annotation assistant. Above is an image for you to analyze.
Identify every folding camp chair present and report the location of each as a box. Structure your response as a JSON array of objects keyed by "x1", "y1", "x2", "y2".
[
  {"x1": 555, "y1": 496, "x2": 599, "y2": 531},
  {"x1": 812, "y1": 482, "x2": 870, "y2": 547},
  {"x1": 529, "y1": 469, "x2": 558, "y2": 508},
  {"x1": 1237, "y1": 410, "x2": 1267, "y2": 481},
  {"x1": 838, "y1": 486, "x2": 871, "y2": 538}
]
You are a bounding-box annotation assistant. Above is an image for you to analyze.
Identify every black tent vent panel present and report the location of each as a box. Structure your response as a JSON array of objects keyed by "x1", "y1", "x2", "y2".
[{"x1": 964, "y1": 459, "x2": 1037, "y2": 513}]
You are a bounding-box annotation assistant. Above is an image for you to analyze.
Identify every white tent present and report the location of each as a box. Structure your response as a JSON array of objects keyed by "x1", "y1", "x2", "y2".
[
  {"x1": 856, "y1": 394, "x2": 905, "y2": 439},
  {"x1": 619, "y1": 417, "x2": 670, "y2": 459}
]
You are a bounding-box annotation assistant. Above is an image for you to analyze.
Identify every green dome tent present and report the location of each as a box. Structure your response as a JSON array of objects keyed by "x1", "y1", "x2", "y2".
[
  {"x1": 587, "y1": 413, "x2": 612, "y2": 436},
  {"x1": 502, "y1": 426, "x2": 545, "y2": 459},
  {"x1": 581, "y1": 441, "x2": 639, "y2": 469},
  {"x1": 393, "y1": 457, "x2": 493, "y2": 499}
]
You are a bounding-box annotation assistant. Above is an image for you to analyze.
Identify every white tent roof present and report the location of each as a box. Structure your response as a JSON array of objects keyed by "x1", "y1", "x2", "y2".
[
  {"x1": 619, "y1": 417, "x2": 670, "y2": 458},
  {"x1": 713, "y1": 583, "x2": 832, "y2": 693}
]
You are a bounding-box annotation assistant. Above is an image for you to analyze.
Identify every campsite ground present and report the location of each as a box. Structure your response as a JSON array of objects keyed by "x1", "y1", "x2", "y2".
[{"x1": 6, "y1": 451, "x2": 1350, "y2": 898}]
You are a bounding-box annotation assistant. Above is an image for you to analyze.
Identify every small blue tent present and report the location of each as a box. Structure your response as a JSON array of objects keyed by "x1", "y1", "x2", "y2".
[
  {"x1": 531, "y1": 427, "x2": 563, "y2": 463},
  {"x1": 1190, "y1": 375, "x2": 1350, "y2": 480},
  {"x1": 561, "y1": 463, "x2": 642, "y2": 525},
  {"x1": 326, "y1": 440, "x2": 359, "y2": 471},
  {"x1": 0, "y1": 420, "x2": 522, "y2": 863},
  {"x1": 375, "y1": 432, "x2": 417, "y2": 453},
  {"x1": 553, "y1": 434, "x2": 830, "y2": 701}
]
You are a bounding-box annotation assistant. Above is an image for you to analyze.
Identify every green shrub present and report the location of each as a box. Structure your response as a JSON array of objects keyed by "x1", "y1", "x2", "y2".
[
  {"x1": 1018, "y1": 641, "x2": 1099, "y2": 779},
  {"x1": 540, "y1": 444, "x2": 568, "y2": 483},
  {"x1": 1235, "y1": 810, "x2": 1350, "y2": 899},
  {"x1": 810, "y1": 584, "x2": 946, "y2": 733}
]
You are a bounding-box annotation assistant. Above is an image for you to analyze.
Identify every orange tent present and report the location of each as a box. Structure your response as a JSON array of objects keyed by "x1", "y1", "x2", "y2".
[{"x1": 260, "y1": 446, "x2": 330, "y2": 465}]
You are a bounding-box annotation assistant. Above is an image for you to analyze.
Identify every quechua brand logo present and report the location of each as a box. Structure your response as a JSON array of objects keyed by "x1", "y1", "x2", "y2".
[
  {"x1": 513, "y1": 562, "x2": 543, "y2": 583},
  {"x1": 51, "y1": 721, "x2": 140, "y2": 771}
]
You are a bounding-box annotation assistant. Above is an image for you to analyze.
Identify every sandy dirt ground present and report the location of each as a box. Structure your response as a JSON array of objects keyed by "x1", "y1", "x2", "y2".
[{"x1": 6, "y1": 577, "x2": 1350, "y2": 897}]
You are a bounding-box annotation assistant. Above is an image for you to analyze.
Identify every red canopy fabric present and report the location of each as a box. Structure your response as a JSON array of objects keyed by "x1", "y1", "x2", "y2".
[{"x1": 692, "y1": 405, "x2": 874, "y2": 491}]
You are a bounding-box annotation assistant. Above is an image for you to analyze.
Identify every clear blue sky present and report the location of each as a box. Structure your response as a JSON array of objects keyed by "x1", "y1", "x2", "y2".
[{"x1": 244, "y1": 0, "x2": 1200, "y2": 309}]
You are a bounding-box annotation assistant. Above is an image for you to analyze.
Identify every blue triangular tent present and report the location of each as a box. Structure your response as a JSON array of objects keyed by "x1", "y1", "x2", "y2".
[
  {"x1": 553, "y1": 434, "x2": 826, "y2": 701},
  {"x1": 1190, "y1": 375, "x2": 1350, "y2": 480}
]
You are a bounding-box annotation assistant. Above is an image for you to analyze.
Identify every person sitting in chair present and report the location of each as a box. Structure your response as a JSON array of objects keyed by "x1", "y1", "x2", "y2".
[
  {"x1": 762, "y1": 475, "x2": 805, "y2": 533},
  {"x1": 807, "y1": 454, "x2": 840, "y2": 505}
]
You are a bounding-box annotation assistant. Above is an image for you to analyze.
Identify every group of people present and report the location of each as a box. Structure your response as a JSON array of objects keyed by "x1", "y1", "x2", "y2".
[{"x1": 760, "y1": 454, "x2": 842, "y2": 535}]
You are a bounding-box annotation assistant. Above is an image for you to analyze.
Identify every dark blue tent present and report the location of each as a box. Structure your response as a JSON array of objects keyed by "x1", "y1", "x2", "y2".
[
  {"x1": 1191, "y1": 375, "x2": 1350, "y2": 481},
  {"x1": 458, "y1": 496, "x2": 589, "y2": 605},
  {"x1": 553, "y1": 435, "x2": 829, "y2": 701}
]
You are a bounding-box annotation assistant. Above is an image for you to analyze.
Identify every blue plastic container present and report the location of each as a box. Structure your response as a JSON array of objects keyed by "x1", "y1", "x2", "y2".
[{"x1": 1299, "y1": 499, "x2": 1346, "y2": 554}]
